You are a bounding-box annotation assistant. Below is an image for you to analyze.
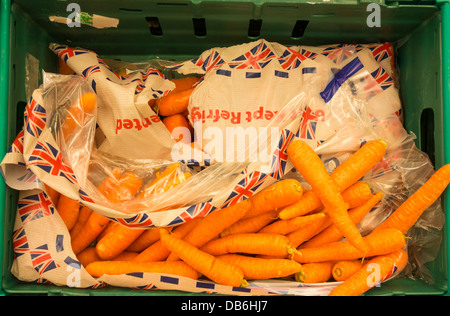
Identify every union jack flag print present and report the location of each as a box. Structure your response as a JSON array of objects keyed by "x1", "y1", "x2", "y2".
[
  {"x1": 53, "y1": 45, "x2": 89, "y2": 63},
  {"x1": 370, "y1": 67, "x2": 393, "y2": 91},
  {"x1": 229, "y1": 42, "x2": 276, "y2": 70},
  {"x1": 269, "y1": 129, "x2": 295, "y2": 179},
  {"x1": 13, "y1": 227, "x2": 29, "y2": 259},
  {"x1": 278, "y1": 48, "x2": 307, "y2": 70},
  {"x1": 321, "y1": 44, "x2": 363, "y2": 64},
  {"x1": 24, "y1": 97, "x2": 46, "y2": 138},
  {"x1": 192, "y1": 50, "x2": 225, "y2": 72},
  {"x1": 168, "y1": 201, "x2": 216, "y2": 226},
  {"x1": 81, "y1": 65, "x2": 101, "y2": 80},
  {"x1": 17, "y1": 192, "x2": 55, "y2": 226},
  {"x1": 222, "y1": 170, "x2": 269, "y2": 208},
  {"x1": 27, "y1": 140, "x2": 78, "y2": 185},
  {"x1": 367, "y1": 43, "x2": 393, "y2": 63},
  {"x1": 114, "y1": 212, "x2": 154, "y2": 228},
  {"x1": 300, "y1": 48, "x2": 318, "y2": 60},
  {"x1": 30, "y1": 244, "x2": 60, "y2": 275}
]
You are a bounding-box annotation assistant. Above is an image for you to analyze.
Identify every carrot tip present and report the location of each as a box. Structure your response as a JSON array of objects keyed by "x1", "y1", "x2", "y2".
[
  {"x1": 295, "y1": 271, "x2": 306, "y2": 283},
  {"x1": 240, "y1": 279, "x2": 249, "y2": 288}
]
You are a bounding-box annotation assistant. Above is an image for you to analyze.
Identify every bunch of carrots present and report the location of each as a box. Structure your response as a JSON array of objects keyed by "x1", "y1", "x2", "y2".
[
  {"x1": 47, "y1": 138, "x2": 450, "y2": 296},
  {"x1": 149, "y1": 76, "x2": 200, "y2": 144}
]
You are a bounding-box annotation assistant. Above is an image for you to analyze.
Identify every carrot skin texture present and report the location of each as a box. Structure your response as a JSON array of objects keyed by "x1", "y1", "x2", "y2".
[
  {"x1": 217, "y1": 254, "x2": 303, "y2": 280},
  {"x1": 159, "y1": 229, "x2": 247, "y2": 287},
  {"x1": 243, "y1": 179, "x2": 303, "y2": 219},
  {"x1": 332, "y1": 260, "x2": 365, "y2": 282},
  {"x1": 295, "y1": 261, "x2": 335, "y2": 283},
  {"x1": 287, "y1": 140, "x2": 368, "y2": 254},
  {"x1": 294, "y1": 228, "x2": 405, "y2": 264},
  {"x1": 56, "y1": 195, "x2": 80, "y2": 231},
  {"x1": 375, "y1": 164, "x2": 450, "y2": 234}
]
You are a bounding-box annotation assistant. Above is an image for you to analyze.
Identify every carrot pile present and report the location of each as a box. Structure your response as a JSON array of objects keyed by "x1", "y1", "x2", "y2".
[{"x1": 47, "y1": 135, "x2": 450, "y2": 296}]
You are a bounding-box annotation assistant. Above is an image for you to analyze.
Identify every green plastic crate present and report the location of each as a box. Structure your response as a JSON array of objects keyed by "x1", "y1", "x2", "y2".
[{"x1": 1, "y1": 0, "x2": 449, "y2": 296}]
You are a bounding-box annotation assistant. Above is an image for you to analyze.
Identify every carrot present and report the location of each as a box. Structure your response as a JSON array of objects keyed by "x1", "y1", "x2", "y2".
[
  {"x1": 159, "y1": 228, "x2": 247, "y2": 287},
  {"x1": 71, "y1": 171, "x2": 142, "y2": 255},
  {"x1": 70, "y1": 206, "x2": 93, "y2": 240},
  {"x1": 328, "y1": 249, "x2": 408, "y2": 296},
  {"x1": 332, "y1": 260, "x2": 365, "y2": 282},
  {"x1": 85, "y1": 260, "x2": 200, "y2": 280},
  {"x1": 217, "y1": 254, "x2": 303, "y2": 280},
  {"x1": 95, "y1": 224, "x2": 146, "y2": 260},
  {"x1": 340, "y1": 181, "x2": 373, "y2": 209},
  {"x1": 133, "y1": 218, "x2": 201, "y2": 262},
  {"x1": 200, "y1": 233, "x2": 297, "y2": 258},
  {"x1": 61, "y1": 92, "x2": 97, "y2": 142},
  {"x1": 286, "y1": 213, "x2": 330, "y2": 248},
  {"x1": 242, "y1": 179, "x2": 303, "y2": 219},
  {"x1": 96, "y1": 221, "x2": 117, "y2": 241},
  {"x1": 259, "y1": 212, "x2": 327, "y2": 235},
  {"x1": 287, "y1": 140, "x2": 368, "y2": 254},
  {"x1": 293, "y1": 228, "x2": 405, "y2": 264},
  {"x1": 219, "y1": 209, "x2": 280, "y2": 238},
  {"x1": 78, "y1": 247, "x2": 140, "y2": 267},
  {"x1": 127, "y1": 227, "x2": 160, "y2": 252},
  {"x1": 300, "y1": 192, "x2": 383, "y2": 249},
  {"x1": 56, "y1": 194, "x2": 81, "y2": 231},
  {"x1": 170, "y1": 77, "x2": 200, "y2": 94},
  {"x1": 44, "y1": 184, "x2": 60, "y2": 206},
  {"x1": 157, "y1": 88, "x2": 194, "y2": 116},
  {"x1": 375, "y1": 164, "x2": 450, "y2": 234},
  {"x1": 166, "y1": 199, "x2": 252, "y2": 261},
  {"x1": 295, "y1": 261, "x2": 335, "y2": 283},
  {"x1": 163, "y1": 114, "x2": 191, "y2": 143},
  {"x1": 279, "y1": 140, "x2": 386, "y2": 220},
  {"x1": 77, "y1": 247, "x2": 102, "y2": 267}
]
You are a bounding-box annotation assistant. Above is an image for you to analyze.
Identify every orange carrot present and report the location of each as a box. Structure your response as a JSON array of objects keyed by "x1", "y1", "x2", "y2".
[
  {"x1": 56, "y1": 195, "x2": 81, "y2": 231},
  {"x1": 300, "y1": 192, "x2": 383, "y2": 249},
  {"x1": 95, "y1": 224, "x2": 146, "y2": 260},
  {"x1": 96, "y1": 221, "x2": 117, "y2": 242},
  {"x1": 127, "y1": 227, "x2": 160, "y2": 252},
  {"x1": 158, "y1": 88, "x2": 194, "y2": 116},
  {"x1": 286, "y1": 213, "x2": 330, "y2": 249},
  {"x1": 332, "y1": 260, "x2": 365, "y2": 282},
  {"x1": 259, "y1": 212, "x2": 327, "y2": 235},
  {"x1": 279, "y1": 140, "x2": 386, "y2": 220},
  {"x1": 77, "y1": 247, "x2": 140, "y2": 267},
  {"x1": 61, "y1": 92, "x2": 97, "y2": 142},
  {"x1": 287, "y1": 140, "x2": 368, "y2": 254},
  {"x1": 328, "y1": 249, "x2": 408, "y2": 296},
  {"x1": 242, "y1": 179, "x2": 303, "y2": 219},
  {"x1": 163, "y1": 114, "x2": 191, "y2": 143},
  {"x1": 86, "y1": 260, "x2": 200, "y2": 280},
  {"x1": 170, "y1": 77, "x2": 200, "y2": 94},
  {"x1": 77, "y1": 247, "x2": 102, "y2": 267},
  {"x1": 200, "y1": 233, "x2": 296, "y2": 258},
  {"x1": 133, "y1": 218, "x2": 201, "y2": 262},
  {"x1": 340, "y1": 181, "x2": 373, "y2": 209},
  {"x1": 217, "y1": 254, "x2": 303, "y2": 280},
  {"x1": 70, "y1": 206, "x2": 93, "y2": 240},
  {"x1": 295, "y1": 261, "x2": 335, "y2": 283},
  {"x1": 71, "y1": 171, "x2": 142, "y2": 255},
  {"x1": 375, "y1": 164, "x2": 450, "y2": 234},
  {"x1": 166, "y1": 199, "x2": 252, "y2": 261},
  {"x1": 159, "y1": 228, "x2": 247, "y2": 287},
  {"x1": 219, "y1": 209, "x2": 280, "y2": 238},
  {"x1": 293, "y1": 228, "x2": 405, "y2": 264},
  {"x1": 44, "y1": 184, "x2": 60, "y2": 206}
]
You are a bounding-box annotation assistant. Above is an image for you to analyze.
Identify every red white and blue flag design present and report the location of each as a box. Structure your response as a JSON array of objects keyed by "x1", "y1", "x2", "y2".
[
  {"x1": 27, "y1": 140, "x2": 78, "y2": 185},
  {"x1": 229, "y1": 41, "x2": 276, "y2": 70},
  {"x1": 370, "y1": 66, "x2": 393, "y2": 91},
  {"x1": 221, "y1": 170, "x2": 269, "y2": 208},
  {"x1": 268, "y1": 129, "x2": 295, "y2": 180},
  {"x1": 191, "y1": 50, "x2": 225, "y2": 72},
  {"x1": 13, "y1": 227, "x2": 29, "y2": 259},
  {"x1": 30, "y1": 244, "x2": 60, "y2": 275},
  {"x1": 321, "y1": 44, "x2": 363, "y2": 64},
  {"x1": 298, "y1": 106, "x2": 320, "y2": 144},
  {"x1": 277, "y1": 48, "x2": 307, "y2": 70},
  {"x1": 24, "y1": 97, "x2": 46, "y2": 138},
  {"x1": 53, "y1": 45, "x2": 89, "y2": 63}
]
